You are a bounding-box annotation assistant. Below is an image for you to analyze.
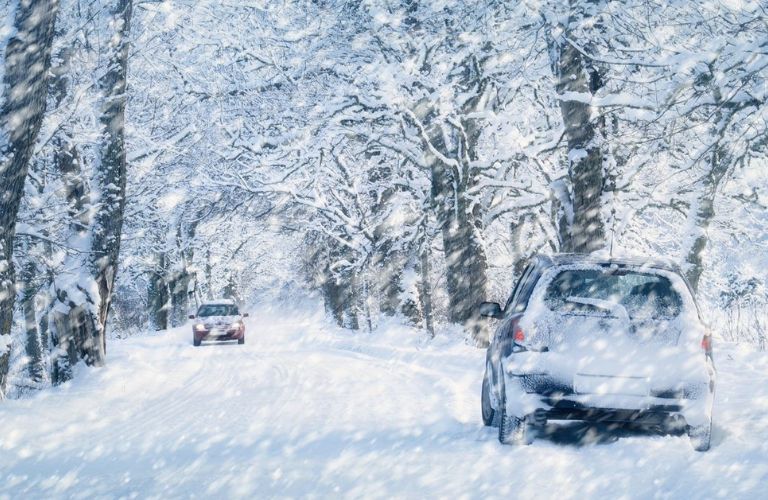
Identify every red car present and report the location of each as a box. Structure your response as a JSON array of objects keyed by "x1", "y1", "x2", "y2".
[{"x1": 189, "y1": 300, "x2": 248, "y2": 346}]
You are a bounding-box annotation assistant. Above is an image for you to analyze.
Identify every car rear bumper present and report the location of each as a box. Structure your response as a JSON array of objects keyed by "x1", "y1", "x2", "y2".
[
  {"x1": 502, "y1": 371, "x2": 714, "y2": 428},
  {"x1": 542, "y1": 401, "x2": 685, "y2": 428}
]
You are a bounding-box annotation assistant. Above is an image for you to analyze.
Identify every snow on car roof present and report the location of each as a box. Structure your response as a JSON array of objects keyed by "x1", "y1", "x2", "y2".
[
  {"x1": 201, "y1": 299, "x2": 236, "y2": 306},
  {"x1": 538, "y1": 253, "x2": 683, "y2": 274}
]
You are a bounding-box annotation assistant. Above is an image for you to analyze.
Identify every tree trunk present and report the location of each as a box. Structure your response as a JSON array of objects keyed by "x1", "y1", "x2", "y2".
[
  {"x1": 317, "y1": 239, "x2": 360, "y2": 330},
  {"x1": 396, "y1": 255, "x2": 422, "y2": 327},
  {"x1": 50, "y1": 0, "x2": 133, "y2": 382},
  {"x1": 222, "y1": 275, "x2": 242, "y2": 304},
  {"x1": 169, "y1": 271, "x2": 192, "y2": 326},
  {"x1": 368, "y1": 159, "x2": 405, "y2": 319},
  {"x1": 685, "y1": 75, "x2": 731, "y2": 293},
  {"x1": 52, "y1": 306, "x2": 96, "y2": 385},
  {"x1": 685, "y1": 162, "x2": 726, "y2": 293},
  {"x1": 20, "y1": 255, "x2": 45, "y2": 384},
  {"x1": 321, "y1": 271, "x2": 344, "y2": 326},
  {"x1": 169, "y1": 221, "x2": 196, "y2": 326},
  {"x1": 205, "y1": 248, "x2": 214, "y2": 299},
  {"x1": 549, "y1": 4, "x2": 606, "y2": 253},
  {"x1": 321, "y1": 267, "x2": 359, "y2": 330},
  {"x1": 0, "y1": 0, "x2": 59, "y2": 395},
  {"x1": 510, "y1": 213, "x2": 535, "y2": 277},
  {"x1": 418, "y1": 239, "x2": 434, "y2": 337},
  {"x1": 148, "y1": 252, "x2": 169, "y2": 330},
  {"x1": 410, "y1": 56, "x2": 490, "y2": 331},
  {"x1": 88, "y1": 0, "x2": 133, "y2": 359},
  {"x1": 50, "y1": 129, "x2": 91, "y2": 380},
  {"x1": 340, "y1": 268, "x2": 360, "y2": 330},
  {"x1": 375, "y1": 238, "x2": 404, "y2": 318},
  {"x1": 171, "y1": 218, "x2": 199, "y2": 326},
  {"x1": 429, "y1": 144, "x2": 488, "y2": 327}
]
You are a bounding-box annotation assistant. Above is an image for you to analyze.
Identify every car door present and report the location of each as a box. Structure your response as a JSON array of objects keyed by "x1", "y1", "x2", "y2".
[{"x1": 487, "y1": 261, "x2": 537, "y2": 386}]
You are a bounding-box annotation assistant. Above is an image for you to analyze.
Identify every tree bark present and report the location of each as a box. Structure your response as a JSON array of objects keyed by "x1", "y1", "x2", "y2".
[
  {"x1": 52, "y1": 306, "x2": 96, "y2": 384},
  {"x1": 373, "y1": 236, "x2": 404, "y2": 317},
  {"x1": 169, "y1": 270, "x2": 192, "y2": 326},
  {"x1": 549, "y1": 3, "x2": 606, "y2": 253},
  {"x1": 20, "y1": 252, "x2": 45, "y2": 384},
  {"x1": 425, "y1": 116, "x2": 488, "y2": 328},
  {"x1": 430, "y1": 155, "x2": 488, "y2": 326},
  {"x1": 205, "y1": 248, "x2": 214, "y2": 299},
  {"x1": 148, "y1": 252, "x2": 169, "y2": 330},
  {"x1": 321, "y1": 265, "x2": 359, "y2": 330},
  {"x1": 685, "y1": 79, "x2": 730, "y2": 292},
  {"x1": 367, "y1": 158, "x2": 405, "y2": 318},
  {"x1": 0, "y1": 0, "x2": 59, "y2": 395},
  {"x1": 168, "y1": 221, "x2": 196, "y2": 326},
  {"x1": 51, "y1": 0, "x2": 133, "y2": 382},
  {"x1": 685, "y1": 157, "x2": 728, "y2": 292},
  {"x1": 410, "y1": 55, "x2": 491, "y2": 331},
  {"x1": 417, "y1": 239, "x2": 434, "y2": 337},
  {"x1": 88, "y1": 0, "x2": 133, "y2": 359}
]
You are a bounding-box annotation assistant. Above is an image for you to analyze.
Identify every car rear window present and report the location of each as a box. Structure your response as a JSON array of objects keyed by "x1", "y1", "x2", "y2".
[
  {"x1": 544, "y1": 268, "x2": 683, "y2": 319},
  {"x1": 198, "y1": 304, "x2": 239, "y2": 317}
]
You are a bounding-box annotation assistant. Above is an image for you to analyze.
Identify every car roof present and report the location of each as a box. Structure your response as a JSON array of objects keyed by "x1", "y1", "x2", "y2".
[
  {"x1": 534, "y1": 253, "x2": 684, "y2": 274},
  {"x1": 200, "y1": 299, "x2": 236, "y2": 306}
]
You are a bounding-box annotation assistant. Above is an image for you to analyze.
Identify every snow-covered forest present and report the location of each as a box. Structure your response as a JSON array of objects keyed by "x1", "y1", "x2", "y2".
[{"x1": 0, "y1": 0, "x2": 767, "y2": 496}]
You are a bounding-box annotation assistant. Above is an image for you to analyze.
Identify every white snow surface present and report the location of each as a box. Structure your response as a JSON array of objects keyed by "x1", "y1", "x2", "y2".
[{"x1": 2, "y1": 302, "x2": 768, "y2": 498}]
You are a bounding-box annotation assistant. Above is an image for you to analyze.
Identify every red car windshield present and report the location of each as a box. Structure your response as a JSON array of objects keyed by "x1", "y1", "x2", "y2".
[{"x1": 198, "y1": 304, "x2": 239, "y2": 317}]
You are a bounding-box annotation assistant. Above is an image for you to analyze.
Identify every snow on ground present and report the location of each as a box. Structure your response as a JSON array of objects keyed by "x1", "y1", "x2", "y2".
[{"x1": 1, "y1": 302, "x2": 767, "y2": 498}]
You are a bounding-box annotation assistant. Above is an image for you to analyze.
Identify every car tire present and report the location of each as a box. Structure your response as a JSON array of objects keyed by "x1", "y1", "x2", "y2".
[
  {"x1": 688, "y1": 421, "x2": 712, "y2": 452},
  {"x1": 482, "y1": 376, "x2": 497, "y2": 427},
  {"x1": 498, "y1": 391, "x2": 533, "y2": 445},
  {"x1": 193, "y1": 337, "x2": 201, "y2": 347},
  {"x1": 238, "y1": 336, "x2": 245, "y2": 345}
]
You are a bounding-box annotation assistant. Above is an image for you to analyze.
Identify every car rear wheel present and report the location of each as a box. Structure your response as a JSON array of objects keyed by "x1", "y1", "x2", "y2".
[
  {"x1": 688, "y1": 421, "x2": 712, "y2": 452},
  {"x1": 482, "y1": 376, "x2": 498, "y2": 427},
  {"x1": 498, "y1": 391, "x2": 533, "y2": 445}
]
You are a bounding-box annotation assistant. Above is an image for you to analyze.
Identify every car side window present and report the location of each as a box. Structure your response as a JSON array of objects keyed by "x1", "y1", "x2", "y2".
[
  {"x1": 512, "y1": 269, "x2": 541, "y2": 313},
  {"x1": 504, "y1": 263, "x2": 533, "y2": 313}
]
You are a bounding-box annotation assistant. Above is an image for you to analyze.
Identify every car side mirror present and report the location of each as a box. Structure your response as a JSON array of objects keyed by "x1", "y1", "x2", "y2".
[
  {"x1": 242, "y1": 313, "x2": 249, "y2": 317},
  {"x1": 188, "y1": 314, "x2": 196, "y2": 319},
  {"x1": 478, "y1": 302, "x2": 504, "y2": 319}
]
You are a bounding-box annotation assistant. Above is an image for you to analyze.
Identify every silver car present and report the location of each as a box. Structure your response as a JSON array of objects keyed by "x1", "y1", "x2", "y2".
[{"x1": 480, "y1": 254, "x2": 715, "y2": 451}]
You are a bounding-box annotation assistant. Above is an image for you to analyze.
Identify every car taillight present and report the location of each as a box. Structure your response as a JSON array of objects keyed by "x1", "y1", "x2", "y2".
[
  {"x1": 500, "y1": 315, "x2": 528, "y2": 356},
  {"x1": 513, "y1": 328, "x2": 525, "y2": 343}
]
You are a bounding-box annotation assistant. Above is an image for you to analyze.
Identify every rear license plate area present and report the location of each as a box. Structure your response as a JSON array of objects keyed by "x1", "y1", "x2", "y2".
[{"x1": 574, "y1": 374, "x2": 650, "y2": 396}]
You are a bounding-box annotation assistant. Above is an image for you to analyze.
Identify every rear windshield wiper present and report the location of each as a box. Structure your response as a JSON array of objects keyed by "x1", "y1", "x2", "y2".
[{"x1": 565, "y1": 296, "x2": 630, "y2": 323}]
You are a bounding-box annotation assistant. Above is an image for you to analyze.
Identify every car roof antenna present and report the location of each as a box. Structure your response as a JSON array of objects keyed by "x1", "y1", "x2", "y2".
[
  {"x1": 609, "y1": 230, "x2": 614, "y2": 258},
  {"x1": 608, "y1": 209, "x2": 616, "y2": 259}
]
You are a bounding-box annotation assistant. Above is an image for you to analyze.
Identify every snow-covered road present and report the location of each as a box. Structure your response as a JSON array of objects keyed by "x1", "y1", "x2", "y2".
[{"x1": 2, "y1": 304, "x2": 767, "y2": 498}]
